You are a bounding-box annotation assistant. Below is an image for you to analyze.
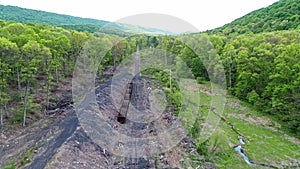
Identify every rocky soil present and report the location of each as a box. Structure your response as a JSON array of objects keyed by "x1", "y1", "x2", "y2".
[{"x1": 0, "y1": 68, "x2": 212, "y2": 169}]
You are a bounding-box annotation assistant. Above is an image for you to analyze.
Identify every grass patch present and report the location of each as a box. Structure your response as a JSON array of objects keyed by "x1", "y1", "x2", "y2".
[
  {"x1": 2, "y1": 142, "x2": 40, "y2": 168},
  {"x1": 228, "y1": 117, "x2": 300, "y2": 162},
  {"x1": 2, "y1": 164, "x2": 15, "y2": 169},
  {"x1": 185, "y1": 82, "x2": 300, "y2": 168}
]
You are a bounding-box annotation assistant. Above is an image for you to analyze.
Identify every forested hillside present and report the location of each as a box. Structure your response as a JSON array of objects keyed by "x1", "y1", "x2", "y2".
[
  {"x1": 0, "y1": 5, "x2": 109, "y2": 26},
  {"x1": 0, "y1": 0, "x2": 300, "y2": 168},
  {"x1": 0, "y1": 0, "x2": 299, "y2": 145},
  {"x1": 204, "y1": 0, "x2": 300, "y2": 137},
  {"x1": 0, "y1": 20, "x2": 89, "y2": 127},
  {"x1": 209, "y1": 31, "x2": 300, "y2": 136},
  {"x1": 141, "y1": 31, "x2": 300, "y2": 137},
  {"x1": 0, "y1": 19, "x2": 148, "y2": 128},
  {"x1": 209, "y1": 0, "x2": 300, "y2": 35},
  {"x1": 0, "y1": 5, "x2": 172, "y2": 36}
]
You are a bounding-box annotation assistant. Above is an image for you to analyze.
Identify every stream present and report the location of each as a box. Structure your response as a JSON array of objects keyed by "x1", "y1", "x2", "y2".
[
  {"x1": 210, "y1": 108, "x2": 279, "y2": 168},
  {"x1": 233, "y1": 136, "x2": 254, "y2": 165},
  {"x1": 210, "y1": 108, "x2": 255, "y2": 166}
]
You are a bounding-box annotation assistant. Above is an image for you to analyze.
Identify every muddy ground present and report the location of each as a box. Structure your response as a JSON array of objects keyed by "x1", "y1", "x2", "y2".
[{"x1": 0, "y1": 69, "x2": 214, "y2": 169}]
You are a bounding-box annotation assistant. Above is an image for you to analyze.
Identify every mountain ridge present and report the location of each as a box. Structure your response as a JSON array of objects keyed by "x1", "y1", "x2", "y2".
[
  {"x1": 0, "y1": 4, "x2": 174, "y2": 36},
  {"x1": 208, "y1": 0, "x2": 300, "y2": 35}
]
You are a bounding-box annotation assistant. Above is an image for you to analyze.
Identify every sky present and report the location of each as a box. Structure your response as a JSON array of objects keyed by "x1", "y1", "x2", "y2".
[{"x1": 0, "y1": 0, "x2": 279, "y2": 33}]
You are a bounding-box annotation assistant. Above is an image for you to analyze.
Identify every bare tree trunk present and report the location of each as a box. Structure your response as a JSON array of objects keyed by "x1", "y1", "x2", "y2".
[
  {"x1": 113, "y1": 47, "x2": 116, "y2": 69},
  {"x1": 0, "y1": 107, "x2": 3, "y2": 127},
  {"x1": 55, "y1": 67, "x2": 59, "y2": 84},
  {"x1": 45, "y1": 82, "x2": 50, "y2": 116},
  {"x1": 42, "y1": 80, "x2": 50, "y2": 117},
  {"x1": 4, "y1": 101, "x2": 9, "y2": 118},
  {"x1": 62, "y1": 57, "x2": 66, "y2": 75},
  {"x1": 229, "y1": 62, "x2": 232, "y2": 88},
  {"x1": 0, "y1": 90, "x2": 2, "y2": 127},
  {"x1": 23, "y1": 79, "x2": 30, "y2": 127},
  {"x1": 17, "y1": 69, "x2": 22, "y2": 99}
]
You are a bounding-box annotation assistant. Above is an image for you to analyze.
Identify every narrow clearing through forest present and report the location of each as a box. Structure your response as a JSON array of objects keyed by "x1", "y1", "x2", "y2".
[{"x1": 1, "y1": 48, "x2": 204, "y2": 169}]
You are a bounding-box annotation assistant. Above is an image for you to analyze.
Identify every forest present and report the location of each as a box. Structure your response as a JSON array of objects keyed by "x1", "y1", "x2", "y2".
[
  {"x1": 209, "y1": 0, "x2": 300, "y2": 34},
  {"x1": 0, "y1": 0, "x2": 300, "y2": 168},
  {"x1": 0, "y1": 4, "x2": 171, "y2": 36},
  {"x1": 0, "y1": 18, "x2": 299, "y2": 137},
  {"x1": 0, "y1": 21, "x2": 90, "y2": 126}
]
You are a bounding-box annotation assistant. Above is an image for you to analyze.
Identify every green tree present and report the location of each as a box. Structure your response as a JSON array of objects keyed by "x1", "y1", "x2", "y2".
[
  {"x1": 21, "y1": 41, "x2": 47, "y2": 126},
  {"x1": 0, "y1": 37, "x2": 18, "y2": 126},
  {"x1": 220, "y1": 44, "x2": 237, "y2": 89}
]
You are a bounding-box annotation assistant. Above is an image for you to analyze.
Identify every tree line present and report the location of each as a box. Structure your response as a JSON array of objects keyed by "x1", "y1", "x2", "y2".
[
  {"x1": 0, "y1": 20, "x2": 143, "y2": 128},
  {"x1": 0, "y1": 20, "x2": 90, "y2": 127},
  {"x1": 126, "y1": 32, "x2": 300, "y2": 137},
  {"x1": 1, "y1": 19, "x2": 299, "y2": 138},
  {"x1": 209, "y1": 0, "x2": 300, "y2": 35}
]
